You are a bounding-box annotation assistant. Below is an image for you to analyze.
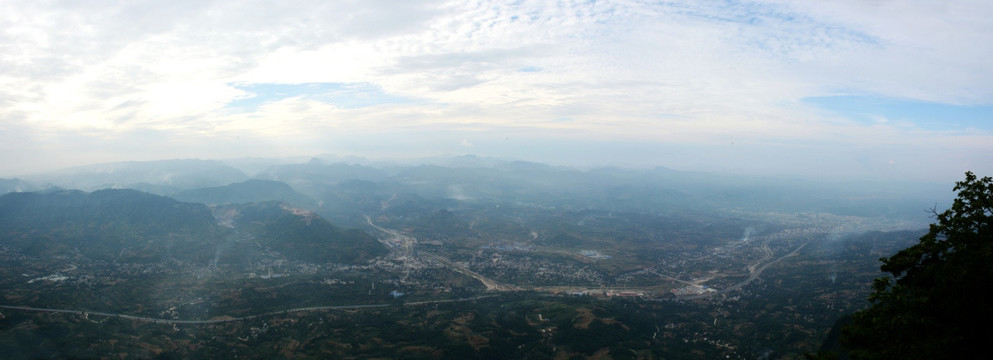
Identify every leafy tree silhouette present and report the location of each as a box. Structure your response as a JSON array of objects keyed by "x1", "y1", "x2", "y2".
[{"x1": 840, "y1": 172, "x2": 992, "y2": 359}]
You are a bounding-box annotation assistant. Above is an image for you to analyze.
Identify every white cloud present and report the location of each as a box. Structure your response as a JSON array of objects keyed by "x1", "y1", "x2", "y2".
[{"x1": 0, "y1": 0, "x2": 991, "y2": 181}]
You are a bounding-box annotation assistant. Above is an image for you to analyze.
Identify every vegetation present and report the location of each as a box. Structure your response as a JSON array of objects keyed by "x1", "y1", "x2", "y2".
[
  {"x1": 838, "y1": 172, "x2": 992, "y2": 359},
  {"x1": 1, "y1": 159, "x2": 948, "y2": 358},
  {"x1": 0, "y1": 190, "x2": 386, "y2": 265}
]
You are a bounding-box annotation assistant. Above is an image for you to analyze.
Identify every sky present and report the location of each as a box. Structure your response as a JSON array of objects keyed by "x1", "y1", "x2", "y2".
[{"x1": 1, "y1": 0, "x2": 991, "y2": 183}]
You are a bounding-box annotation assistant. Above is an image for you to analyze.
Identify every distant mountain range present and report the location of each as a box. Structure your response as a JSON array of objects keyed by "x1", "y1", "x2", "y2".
[
  {"x1": 3, "y1": 155, "x2": 954, "y2": 228},
  {"x1": 16, "y1": 159, "x2": 248, "y2": 195},
  {"x1": 0, "y1": 178, "x2": 34, "y2": 194}
]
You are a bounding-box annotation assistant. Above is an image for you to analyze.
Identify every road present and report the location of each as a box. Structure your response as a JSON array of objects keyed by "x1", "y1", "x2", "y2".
[
  {"x1": 365, "y1": 216, "x2": 515, "y2": 291},
  {"x1": 0, "y1": 296, "x2": 494, "y2": 325},
  {"x1": 1, "y1": 237, "x2": 812, "y2": 324},
  {"x1": 679, "y1": 240, "x2": 809, "y2": 300},
  {"x1": 365, "y1": 215, "x2": 416, "y2": 255},
  {"x1": 364, "y1": 216, "x2": 810, "y2": 299}
]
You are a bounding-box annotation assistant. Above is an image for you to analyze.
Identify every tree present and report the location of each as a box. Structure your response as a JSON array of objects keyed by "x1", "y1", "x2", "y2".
[{"x1": 840, "y1": 172, "x2": 993, "y2": 359}]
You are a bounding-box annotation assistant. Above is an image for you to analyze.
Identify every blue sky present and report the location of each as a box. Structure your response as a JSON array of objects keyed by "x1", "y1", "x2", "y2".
[
  {"x1": 0, "y1": 0, "x2": 990, "y2": 182},
  {"x1": 805, "y1": 96, "x2": 993, "y2": 132}
]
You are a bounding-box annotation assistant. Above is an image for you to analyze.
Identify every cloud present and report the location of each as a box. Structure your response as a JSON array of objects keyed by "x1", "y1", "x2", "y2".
[{"x1": 0, "y1": 0, "x2": 991, "y2": 181}]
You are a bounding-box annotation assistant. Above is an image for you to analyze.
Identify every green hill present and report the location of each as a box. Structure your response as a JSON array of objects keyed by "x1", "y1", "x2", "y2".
[
  {"x1": 224, "y1": 201, "x2": 387, "y2": 264},
  {"x1": 171, "y1": 179, "x2": 315, "y2": 207},
  {"x1": 0, "y1": 189, "x2": 385, "y2": 265}
]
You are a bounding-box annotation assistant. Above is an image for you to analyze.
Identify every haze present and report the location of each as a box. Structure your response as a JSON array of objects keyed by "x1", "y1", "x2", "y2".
[{"x1": 1, "y1": 0, "x2": 991, "y2": 182}]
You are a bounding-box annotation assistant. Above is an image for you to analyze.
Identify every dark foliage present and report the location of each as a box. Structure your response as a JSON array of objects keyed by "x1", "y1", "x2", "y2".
[{"x1": 840, "y1": 172, "x2": 993, "y2": 359}]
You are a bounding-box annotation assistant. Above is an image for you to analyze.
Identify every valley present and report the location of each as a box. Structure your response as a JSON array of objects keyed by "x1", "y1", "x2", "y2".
[{"x1": 0, "y1": 158, "x2": 935, "y2": 359}]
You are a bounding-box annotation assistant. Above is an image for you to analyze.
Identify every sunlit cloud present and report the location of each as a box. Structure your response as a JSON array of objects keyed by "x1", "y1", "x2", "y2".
[{"x1": 0, "y1": 0, "x2": 990, "y2": 181}]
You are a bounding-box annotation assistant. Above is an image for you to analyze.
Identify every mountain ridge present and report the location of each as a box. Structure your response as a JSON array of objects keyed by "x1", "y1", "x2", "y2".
[{"x1": 0, "y1": 189, "x2": 385, "y2": 265}]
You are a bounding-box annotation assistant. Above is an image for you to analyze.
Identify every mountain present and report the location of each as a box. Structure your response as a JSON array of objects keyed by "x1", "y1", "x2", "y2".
[
  {"x1": 256, "y1": 160, "x2": 390, "y2": 199},
  {"x1": 22, "y1": 159, "x2": 249, "y2": 194},
  {"x1": 0, "y1": 178, "x2": 36, "y2": 195},
  {"x1": 11, "y1": 156, "x2": 949, "y2": 227},
  {"x1": 222, "y1": 201, "x2": 387, "y2": 264},
  {"x1": 0, "y1": 189, "x2": 216, "y2": 261},
  {"x1": 171, "y1": 179, "x2": 315, "y2": 207},
  {"x1": 0, "y1": 189, "x2": 386, "y2": 265}
]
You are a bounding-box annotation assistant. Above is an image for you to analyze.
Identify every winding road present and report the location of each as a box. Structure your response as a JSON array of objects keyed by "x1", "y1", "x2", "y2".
[
  {"x1": 363, "y1": 215, "x2": 809, "y2": 299},
  {"x1": 679, "y1": 240, "x2": 809, "y2": 300},
  {"x1": 0, "y1": 296, "x2": 494, "y2": 325},
  {"x1": 365, "y1": 215, "x2": 514, "y2": 291}
]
